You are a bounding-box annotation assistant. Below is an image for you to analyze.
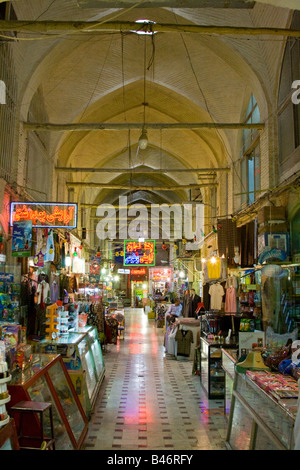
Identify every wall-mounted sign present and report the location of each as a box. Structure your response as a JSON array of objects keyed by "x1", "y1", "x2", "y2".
[
  {"x1": 10, "y1": 202, "x2": 78, "y2": 228},
  {"x1": 124, "y1": 240, "x2": 155, "y2": 266},
  {"x1": 149, "y1": 267, "x2": 172, "y2": 281},
  {"x1": 118, "y1": 268, "x2": 130, "y2": 274},
  {"x1": 131, "y1": 268, "x2": 147, "y2": 276},
  {"x1": 12, "y1": 220, "x2": 32, "y2": 257}
]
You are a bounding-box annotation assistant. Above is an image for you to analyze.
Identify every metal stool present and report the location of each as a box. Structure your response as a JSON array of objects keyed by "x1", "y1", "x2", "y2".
[{"x1": 11, "y1": 401, "x2": 55, "y2": 450}]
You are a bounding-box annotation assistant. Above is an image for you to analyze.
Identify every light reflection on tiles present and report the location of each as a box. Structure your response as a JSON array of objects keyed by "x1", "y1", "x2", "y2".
[{"x1": 83, "y1": 308, "x2": 227, "y2": 450}]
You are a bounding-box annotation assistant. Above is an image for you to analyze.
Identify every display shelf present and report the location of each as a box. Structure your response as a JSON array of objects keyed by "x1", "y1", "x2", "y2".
[
  {"x1": 0, "y1": 375, "x2": 11, "y2": 385},
  {"x1": 200, "y1": 337, "x2": 237, "y2": 399},
  {"x1": 0, "y1": 395, "x2": 10, "y2": 405},
  {"x1": 37, "y1": 327, "x2": 105, "y2": 419},
  {"x1": 7, "y1": 354, "x2": 88, "y2": 450},
  {"x1": 226, "y1": 371, "x2": 295, "y2": 450}
]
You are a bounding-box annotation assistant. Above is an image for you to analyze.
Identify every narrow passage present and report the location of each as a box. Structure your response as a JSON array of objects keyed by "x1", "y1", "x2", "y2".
[{"x1": 83, "y1": 308, "x2": 227, "y2": 450}]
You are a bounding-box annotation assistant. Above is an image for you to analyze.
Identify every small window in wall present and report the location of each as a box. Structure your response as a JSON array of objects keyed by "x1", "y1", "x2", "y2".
[
  {"x1": 278, "y1": 11, "x2": 300, "y2": 168},
  {"x1": 240, "y1": 94, "x2": 261, "y2": 206}
]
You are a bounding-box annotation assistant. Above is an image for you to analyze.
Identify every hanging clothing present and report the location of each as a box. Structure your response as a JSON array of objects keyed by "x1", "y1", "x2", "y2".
[
  {"x1": 166, "y1": 325, "x2": 178, "y2": 356},
  {"x1": 209, "y1": 283, "x2": 225, "y2": 310},
  {"x1": 207, "y1": 257, "x2": 222, "y2": 279},
  {"x1": 37, "y1": 281, "x2": 50, "y2": 307},
  {"x1": 225, "y1": 275, "x2": 239, "y2": 290},
  {"x1": 45, "y1": 229, "x2": 55, "y2": 263},
  {"x1": 183, "y1": 293, "x2": 191, "y2": 318},
  {"x1": 203, "y1": 257, "x2": 226, "y2": 283},
  {"x1": 217, "y1": 218, "x2": 238, "y2": 267},
  {"x1": 225, "y1": 286, "x2": 237, "y2": 313},
  {"x1": 50, "y1": 281, "x2": 59, "y2": 304},
  {"x1": 175, "y1": 329, "x2": 194, "y2": 357}
]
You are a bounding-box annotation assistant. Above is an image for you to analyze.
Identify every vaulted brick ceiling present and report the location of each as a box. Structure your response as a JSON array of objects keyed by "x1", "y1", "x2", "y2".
[{"x1": 12, "y1": 0, "x2": 296, "y2": 207}]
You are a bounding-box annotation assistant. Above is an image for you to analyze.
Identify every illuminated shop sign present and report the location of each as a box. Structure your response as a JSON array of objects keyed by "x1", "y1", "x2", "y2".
[
  {"x1": 10, "y1": 202, "x2": 78, "y2": 228},
  {"x1": 124, "y1": 240, "x2": 155, "y2": 266},
  {"x1": 131, "y1": 268, "x2": 147, "y2": 276},
  {"x1": 118, "y1": 269, "x2": 130, "y2": 274},
  {"x1": 150, "y1": 268, "x2": 172, "y2": 281}
]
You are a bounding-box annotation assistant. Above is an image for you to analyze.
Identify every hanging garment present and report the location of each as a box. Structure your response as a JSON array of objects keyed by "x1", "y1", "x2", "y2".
[
  {"x1": 203, "y1": 257, "x2": 226, "y2": 283},
  {"x1": 195, "y1": 302, "x2": 206, "y2": 315},
  {"x1": 50, "y1": 281, "x2": 59, "y2": 304},
  {"x1": 207, "y1": 257, "x2": 222, "y2": 279},
  {"x1": 175, "y1": 329, "x2": 194, "y2": 356},
  {"x1": 183, "y1": 293, "x2": 191, "y2": 317},
  {"x1": 225, "y1": 286, "x2": 237, "y2": 313},
  {"x1": 165, "y1": 325, "x2": 172, "y2": 349},
  {"x1": 45, "y1": 229, "x2": 55, "y2": 263},
  {"x1": 36, "y1": 281, "x2": 50, "y2": 307},
  {"x1": 217, "y1": 218, "x2": 238, "y2": 267},
  {"x1": 208, "y1": 282, "x2": 225, "y2": 310},
  {"x1": 167, "y1": 326, "x2": 178, "y2": 356},
  {"x1": 225, "y1": 275, "x2": 239, "y2": 290}
]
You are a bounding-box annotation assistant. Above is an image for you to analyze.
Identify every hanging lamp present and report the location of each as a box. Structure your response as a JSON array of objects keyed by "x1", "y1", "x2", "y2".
[{"x1": 138, "y1": 127, "x2": 148, "y2": 149}]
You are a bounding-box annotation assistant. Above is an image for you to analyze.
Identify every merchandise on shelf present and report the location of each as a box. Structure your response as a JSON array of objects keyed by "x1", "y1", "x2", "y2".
[
  {"x1": 0, "y1": 341, "x2": 11, "y2": 428},
  {"x1": 45, "y1": 304, "x2": 59, "y2": 340},
  {"x1": 57, "y1": 307, "x2": 70, "y2": 336}
]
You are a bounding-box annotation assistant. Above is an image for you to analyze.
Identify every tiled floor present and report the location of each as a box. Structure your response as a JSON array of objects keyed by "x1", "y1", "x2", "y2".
[{"x1": 83, "y1": 308, "x2": 227, "y2": 450}]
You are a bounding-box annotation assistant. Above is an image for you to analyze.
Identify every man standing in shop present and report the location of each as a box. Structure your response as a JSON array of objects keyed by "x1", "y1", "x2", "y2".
[
  {"x1": 190, "y1": 288, "x2": 201, "y2": 317},
  {"x1": 166, "y1": 299, "x2": 182, "y2": 324}
]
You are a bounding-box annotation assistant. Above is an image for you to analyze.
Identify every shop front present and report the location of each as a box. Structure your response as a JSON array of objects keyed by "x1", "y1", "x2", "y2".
[
  {"x1": 149, "y1": 267, "x2": 173, "y2": 299},
  {"x1": 196, "y1": 208, "x2": 300, "y2": 449},
  {"x1": 130, "y1": 267, "x2": 148, "y2": 307},
  {"x1": 0, "y1": 201, "x2": 106, "y2": 448}
]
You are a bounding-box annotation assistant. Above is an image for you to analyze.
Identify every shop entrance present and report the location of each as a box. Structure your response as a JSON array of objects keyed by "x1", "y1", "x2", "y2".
[{"x1": 131, "y1": 281, "x2": 148, "y2": 308}]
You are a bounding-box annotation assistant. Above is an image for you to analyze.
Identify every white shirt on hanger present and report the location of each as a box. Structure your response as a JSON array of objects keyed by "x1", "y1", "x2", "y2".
[{"x1": 209, "y1": 283, "x2": 225, "y2": 310}]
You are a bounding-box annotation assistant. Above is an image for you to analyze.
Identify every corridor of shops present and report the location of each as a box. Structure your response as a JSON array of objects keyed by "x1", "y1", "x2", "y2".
[{"x1": 83, "y1": 308, "x2": 227, "y2": 451}]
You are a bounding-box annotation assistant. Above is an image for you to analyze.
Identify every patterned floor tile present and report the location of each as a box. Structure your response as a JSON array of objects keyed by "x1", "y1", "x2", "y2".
[{"x1": 83, "y1": 308, "x2": 227, "y2": 450}]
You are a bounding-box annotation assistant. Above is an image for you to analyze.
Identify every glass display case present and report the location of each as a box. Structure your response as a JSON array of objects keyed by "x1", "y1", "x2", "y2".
[
  {"x1": 7, "y1": 354, "x2": 88, "y2": 450},
  {"x1": 226, "y1": 371, "x2": 295, "y2": 450},
  {"x1": 200, "y1": 337, "x2": 237, "y2": 399},
  {"x1": 37, "y1": 328, "x2": 105, "y2": 419},
  {"x1": 221, "y1": 348, "x2": 237, "y2": 419},
  {"x1": 70, "y1": 325, "x2": 105, "y2": 386}
]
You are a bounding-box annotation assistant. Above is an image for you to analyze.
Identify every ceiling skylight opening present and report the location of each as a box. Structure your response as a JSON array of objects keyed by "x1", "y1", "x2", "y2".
[{"x1": 132, "y1": 19, "x2": 157, "y2": 35}]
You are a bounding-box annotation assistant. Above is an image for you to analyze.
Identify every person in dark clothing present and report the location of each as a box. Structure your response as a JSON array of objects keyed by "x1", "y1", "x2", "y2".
[{"x1": 190, "y1": 289, "x2": 201, "y2": 317}]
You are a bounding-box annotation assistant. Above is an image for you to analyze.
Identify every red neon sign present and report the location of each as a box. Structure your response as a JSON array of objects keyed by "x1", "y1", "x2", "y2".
[
  {"x1": 10, "y1": 203, "x2": 77, "y2": 228},
  {"x1": 131, "y1": 268, "x2": 146, "y2": 275}
]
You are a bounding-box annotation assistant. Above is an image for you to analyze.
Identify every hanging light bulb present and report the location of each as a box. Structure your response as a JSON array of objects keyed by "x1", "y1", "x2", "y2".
[{"x1": 138, "y1": 128, "x2": 148, "y2": 149}]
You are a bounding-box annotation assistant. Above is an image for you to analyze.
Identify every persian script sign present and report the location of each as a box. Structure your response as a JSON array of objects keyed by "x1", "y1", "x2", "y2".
[{"x1": 10, "y1": 202, "x2": 78, "y2": 228}]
